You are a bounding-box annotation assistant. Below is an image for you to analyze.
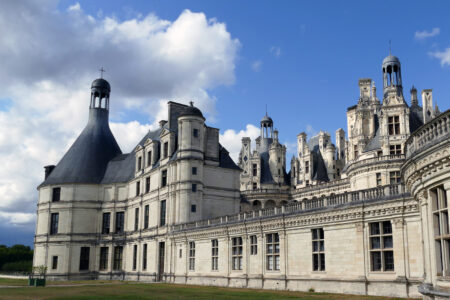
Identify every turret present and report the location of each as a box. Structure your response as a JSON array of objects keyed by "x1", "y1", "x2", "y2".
[
  {"x1": 335, "y1": 128, "x2": 345, "y2": 161},
  {"x1": 177, "y1": 102, "x2": 205, "y2": 160},
  {"x1": 260, "y1": 113, "x2": 273, "y2": 152},
  {"x1": 297, "y1": 132, "x2": 307, "y2": 158},
  {"x1": 422, "y1": 89, "x2": 434, "y2": 123},
  {"x1": 410, "y1": 86, "x2": 418, "y2": 106},
  {"x1": 382, "y1": 54, "x2": 403, "y2": 98}
]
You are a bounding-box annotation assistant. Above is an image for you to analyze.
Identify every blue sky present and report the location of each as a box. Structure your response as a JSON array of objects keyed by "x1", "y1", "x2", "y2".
[{"x1": 0, "y1": 0, "x2": 449, "y2": 247}]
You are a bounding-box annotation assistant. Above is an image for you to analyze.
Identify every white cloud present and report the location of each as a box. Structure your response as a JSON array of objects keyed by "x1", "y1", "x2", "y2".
[
  {"x1": 415, "y1": 27, "x2": 440, "y2": 40},
  {"x1": 430, "y1": 47, "x2": 450, "y2": 66},
  {"x1": 0, "y1": 1, "x2": 239, "y2": 232},
  {"x1": 251, "y1": 60, "x2": 262, "y2": 72},
  {"x1": 219, "y1": 124, "x2": 260, "y2": 161},
  {"x1": 270, "y1": 46, "x2": 281, "y2": 58},
  {"x1": 305, "y1": 124, "x2": 318, "y2": 136}
]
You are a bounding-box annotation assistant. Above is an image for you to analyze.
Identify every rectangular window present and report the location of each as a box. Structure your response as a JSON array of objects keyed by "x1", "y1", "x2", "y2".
[
  {"x1": 163, "y1": 142, "x2": 168, "y2": 158},
  {"x1": 50, "y1": 212, "x2": 59, "y2": 235},
  {"x1": 161, "y1": 170, "x2": 167, "y2": 187},
  {"x1": 250, "y1": 235, "x2": 258, "y2": 255},
  {"x1": 179, "y1": 249, "x2": 182, "y2": 258},
  {"x1": 145, "y1": 177, "x2": 150, "y2": 193},
  {"x1": 52, "y1": 256, "x2": 58, "y2": 270},
  {"x1": 431, "y1": 186, "x2": 450, "y2": 276},
  {"x1": 353, "y1": 145, "x2": 358, "y2": 159},
  {"x1": 52, "y1": 187, "x2": 61, "y2": 202},
  {"x1": 252, "y1": 164, "x2": 257, "y2": 176},
  {"x1": 102, "y1": 212, "x2": 111, "y2": 234},
  {"x1": 191, "y1": 204, "x2": 196, "y2": 213},
  {"x1": 79, "y1": 247, "x2": 90, "y2": 271},
  {"x1": 144, "y1": 205, "x2": 149, "y2": 229},
  {"x1": 389, "y1": 144, "x2": 402, "y2": 155},
  {"x1": 193, "y1": 128, "x2": 199, "y2": 138},
  {"x1": 192, "y1": 167, "x2": 197, "y2": 175},
  {"x1": 312, "y1": 228, "x2": 325, "y2": 271},
  {"x1": 252, "y1": 182, "x2": 257, "y2": 190},
  {"x1": 160, "y1": 200, "x2": 166, "y2": 226},
  {"x1": 99, "y1": 247, "x2": 108, "y2": 271},
  {"x1": 115, "y1": 212, "x2": 124, "y2": 233},
  {"x1": 189, "y1": 241, "x2": 195, "y2": 271},
  {"x1": 142, "y1": 244, "x2": 147, "y2": 270},
  {"x1": 388, "y1": 115, "x2": 400, "y2": 135},
  {"x1": 134, "y1": 207, "x2": 139, "y2": 231},
  {"x1": 266, "y1": 233, "x2": 280, "y2": 270},
  {"x1": 192, "y1": 184, "x2": 197, "y2": 192},
  {"x1": 369, "y1": 221, "x2": 394, "y2": 271},
  {"x1": 135, "y1": 181, "x2": 140, "y2": 196},
  {"x1": 147, "y1": 150, "x2": 152, "y2": 167},
  {"x1": 305, "y1": 161, "x2": 310, "y2": 173},
  {"x1": 232, "y1": 237, "x2": 243, "y2": 270},
  {"x1": 113, "y1": 246, "x2": 123, "y2": 271},
  {"x1": 376, "y1": 173, "x2": 382, "y2": 186},
  {"x1": 137, "y1": 156, "x2": 142, "y2": 171},
  {"x1": 133, "y1": 245, "x2": 137, "y2": 270},
  {"x1": 389, "y1": 171, "x2": 401, "y2": 184},
  {"x1": 211, "y1": 239, "x2": 218, "y2": 271}
]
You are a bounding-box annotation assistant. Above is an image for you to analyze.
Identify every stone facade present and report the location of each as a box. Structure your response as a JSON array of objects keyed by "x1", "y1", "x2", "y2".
[{"x1": 33, "y1": 54, "x2": 450, "y2": 299}]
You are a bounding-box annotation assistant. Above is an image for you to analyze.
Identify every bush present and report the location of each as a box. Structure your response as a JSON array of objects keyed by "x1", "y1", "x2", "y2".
[
  {"x1": 308, "y1": 287, "x2": 315, "y2": 293},
  {"x1": 1, "y1": 260, "x2": 32, "y2": 273},
  {"x1": 0, "y1": 244, "x2": 33, "y2": 273}
]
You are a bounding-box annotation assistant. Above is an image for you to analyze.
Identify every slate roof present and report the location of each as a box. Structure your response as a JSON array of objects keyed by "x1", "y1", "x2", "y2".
[{"x1": 306, "y1": 135, "x2": 330, "y2": 182}]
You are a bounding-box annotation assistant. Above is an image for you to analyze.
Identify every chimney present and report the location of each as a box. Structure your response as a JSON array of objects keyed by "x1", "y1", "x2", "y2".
[
  {"x1": 159, "y1": 120, "x2": 167, "y2": 128},
  {"x1": 44, "y1": 165, "x2": 56, "y2": 180},
  {"x1": 410, "y1": 85, "x2": 418, "y2": 106}
]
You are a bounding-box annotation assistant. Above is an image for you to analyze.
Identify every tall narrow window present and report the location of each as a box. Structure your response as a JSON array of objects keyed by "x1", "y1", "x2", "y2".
[
  {"x1": 143, "y1": 244, "x2": 147, "y2": 270},
  {"x1": 252, "y1": 164, "x2": 257, "y2": 176},
  {"x1": 193, "y1": 128, "x2": 199, "y2": 137},
  {"x1": 161, "y1": 170, "x2": 167, "y2": 187},
  {"x1": 250, "y1": 235, "x2": 258, "y2": 255},
  {"x1": 192, "y1": 167, "x2": 197, "y2": 175},
  {"x1": 133, "y1": 245, "x2": 137, "y2": 270},
  {"x1": 144, "y1": 205, "x2": 149, "y2": 229},
  {"x1": 115, "y1": 212, "x2": 124, "y2": 233},
  {"x1": 232, "y1": 237, "x2": 243, "y2": 270},
  {"x1": 211, "y1": 239, "x2": 218, "y2": 270},
  {"x1": 266, "y1": 233, "x2": 280, "y2": 270},
  {"x1": 160, "y1": 200, "x2": 166, "y2": 226},
  {"x1": 432, "y1": 186, "x2": 450, "y2": 276},
  {"x1": 312, "y1": 228, "x2": 325, "y2": 271},
  {"x1": 252, "y1": 182, "x2": 257, "y2": 190},
  {"x1": 134, "y1": 207, "x2": 139, "y2": 231},
  {"x1": 79, "y1": 247, "x2": 90, "y2": 271},
  {"x1": 52, "y1": 187, "x2": 61, "y2": 202},
  {"x1": 189, "y1": 241, "x2": 195, "y2": 271},
  {"x1": 389, "y1": 144, "x2": 402, "y2": 155},
  {"x1": 113, "y1": 246, "x2": 123, "y2": 270},
  {"x1": 192, "y1": 184, "x2": 197, "y2": 192},
  {"x1": 50, "y1": 213, "x2": 59, "y2": 235},
  {"x1": 147, "y1": 150, "x2": 152, "y2": 167},
  {"x1": 100, "y1": 247, "x2": 108, "y2": 271},
  {"x1": 102, "y1": 212, "x2": 111, "y2": 234},
  {"x1": 370, "y1": 221, "x2": 394, "y2": 271},
  {"x1": 353, "y1": 145, "x2": 358, "y2": 159},
  {"x1": 145, "y1": 177, "x2": 150, "y2": 193},
  {"x1": 376, "y1": 173, "x2": 382, "y2": 186},
  {"x1": 388, "y1": 116, "x2": 400, "y2": 135},
  {"x1": 389, "y1": 171, "x2": 401, "y2": 184},
  {"x1": 163, "y1": 142, "x2": 168, "y2": 158},
  {"x1": 52, "y1": 256, "x2": 58, "y2": 270},
  {"x1": 305, "y1": 161, "x2": 310, "y2": 173},
  {"x1": 137, "y1": 156, "x2": 142, "y2": 171},
  {"x1": 191, "y1": 204, "x2": 196, "y2": 213},
  {"x1": 135, "y1": 181, "x2": 140, "y2": 196}
]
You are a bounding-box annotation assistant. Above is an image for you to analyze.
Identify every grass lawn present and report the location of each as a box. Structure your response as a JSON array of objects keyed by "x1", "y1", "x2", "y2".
[{"x1": 0, "y1": 280, "x2": 415, "y2": 300}]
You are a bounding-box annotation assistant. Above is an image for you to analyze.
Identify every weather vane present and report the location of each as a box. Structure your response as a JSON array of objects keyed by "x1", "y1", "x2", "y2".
[{"x1": 99, "y1": 67, "x2": 106, "y2": 79}]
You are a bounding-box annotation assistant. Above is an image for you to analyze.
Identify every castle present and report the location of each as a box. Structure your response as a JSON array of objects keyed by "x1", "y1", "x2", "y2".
[{"x1": 33, "y1": 53, "x2": 450, "y2": 299}]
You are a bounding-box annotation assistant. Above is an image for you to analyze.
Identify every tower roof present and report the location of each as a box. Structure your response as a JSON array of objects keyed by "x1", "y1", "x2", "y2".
[
  {"x1": 178, "y1": 102, "x2": 204, "y2": 118},
  {"x1": 261, "y1": 114, "x2": 273, "y2": 124},
  {"x1": 382, "y1": 54, "x2": 400, "y2": 66},
  {"x1": 91, "y1": 78, "x2": 111, "y2": 92}
]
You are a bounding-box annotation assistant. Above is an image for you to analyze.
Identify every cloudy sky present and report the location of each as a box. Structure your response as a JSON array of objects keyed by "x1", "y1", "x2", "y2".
[{"x1": 0, "y1": 0, "x2": 449, "y2": 246}]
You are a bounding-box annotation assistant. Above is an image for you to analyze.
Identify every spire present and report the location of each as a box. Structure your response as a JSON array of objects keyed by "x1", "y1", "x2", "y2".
[{"x1": 99, "y1": 67, "x2": 106, "y2": 79}]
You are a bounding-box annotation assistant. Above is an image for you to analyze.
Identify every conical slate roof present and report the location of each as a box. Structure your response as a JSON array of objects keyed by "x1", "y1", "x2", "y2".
[{"x1": 41, "y1": 108, "x2": 121, "y2": 186}]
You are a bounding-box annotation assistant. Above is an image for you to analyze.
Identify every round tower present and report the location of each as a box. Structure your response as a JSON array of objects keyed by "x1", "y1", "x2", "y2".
[{"x1": 260, "y1": 114, "x2": 273, "y2": 152}]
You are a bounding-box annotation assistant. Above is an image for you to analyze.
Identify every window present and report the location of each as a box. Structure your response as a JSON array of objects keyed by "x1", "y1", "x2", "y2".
[
  {"x1": 143, "y1": 244, "x2": 147, "y2": 270},
  {"x1": 133, "y1": 245, "x2": 137, "y2": 270},
  {"x1": 389, "y1": 171, "x2": 401, "y2": 184},
  {"x1": 211, "y1": 239, "x2": 218, "y2": 270},
  {"x1": 305, "y1": 161, "x2": 309, "y2": 173},
  {"x1": 79, "y1": 247, "x2": 90, "y2": 271},
  {"x1": 99, "y1": 247, "x2": 108, "y2": 271},
  {"x1": 232, "y1": 237, "x2": 243, "y2": 270},
  {"x1": 250, "y1": 235, "x2": 258, "y2": 255},
  {"x1": 147, "y1": 150, "x2": 152, "y2": 167},
  {"x1": 337, "y1": 168, "x2": 340, "y2": 177},
  {"x1": 192, "y1": 184, "x2": 197, "y2": 192},
  {"x1": 179, "y1": 249, "x2": 182, "y2": 258},
  {"x1": 52, "y1": 256, "x2": 58, "y2": 270},
  {"x1": 278, "y1": 169, "x2": 281, "y2": 175},
  {"x1": 193, "y1": 128, "x2": 199, "y2": 138},
  {"x1": 431, "y1": 186, "x2": 450, "y2": 276},
  {"x1": 160, "y1": 200, "x2": 166, "y2": 226},
  {"x1": 144, "y1": 205, "x2": 149, "y2": 229},
  {"x1": 145, "y1": 177, "x2": 150, "y2": 193},
  {"x1": 266, "y1": 233, "x2": 280, "y2": 270},
  {"x1": 134, "y1": 207, "x2": 139, "y2": 231},
  {"x1": 102, "y1": 212, "x2": 111, "y2": 234},
  {"x1": 137, "y1": 156, "x2": 142, "y2": 171},
  {"x1": 113, "y1": 246, "x2": 123, "y2": 270},
  {"x1": 50, "y1": 213, "x2": 59, "y2": 235},
  {"x1": 312, "y1": 228, "x2": 325, "y2": 271},
  {"x1": 370, "y1": 221, "x2": 394, "y2": 271},
  {"x1": 192, "y1": 167, "x2": 197, "y2": 175},
  {"x1": 252, "y1": 164, "x2": 257, "y2": 176},
  {"x1": 277, "y1": 157, "x2": 281, "y2": 163},
  {"x1": 376, "y1": 173, "x2": 382, "y2": 186},
  {"x1": 52, "y1": 187, "x2": 61, "y2": 202},
  {"x1": 163, "y1": 142, "x2": 168, "y2": 158},
  {"x1": 353, "y1": 145, "x2": 358, "y2": 159},
  {"x1": 252, "y1": 182, "x2": 257, "y2": 190},
  {"x1": 388, "y1": 116, "x2": 400, "y2": 135},
  {"x1": 115, "y1": 212, "x2": 124, "y2": 233},
  {"x1": 191, "y1": 204, "x2": 196, "y2": 213},
  {"x1": 161, "y1": 170, "x2": 167, "y2": 187},
  {"x1": 189, "y1": 241, "x2": 195, "y2": 271},
  {"x1": 389, "y1": 144, "x2": 402, "y2": 155},
  {"x1": 135, "y1": 181, "x2": 140, "y2": 196}
]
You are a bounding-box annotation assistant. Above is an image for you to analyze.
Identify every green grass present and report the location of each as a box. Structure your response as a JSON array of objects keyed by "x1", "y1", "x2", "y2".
[{"x1": 0, "y1": 281, "x2": 414, "y2": 300}]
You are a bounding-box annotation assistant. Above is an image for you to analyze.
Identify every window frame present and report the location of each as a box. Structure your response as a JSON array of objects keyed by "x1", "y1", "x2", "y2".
[
  {"x1": 145, "y1": 176, "x2": 150, "y2": 193},
  {"x1": 144, "y1": 205, "x2": 149, "y2": 229},
  {"x1": 431, "y1": 186, "x2": 450, "y2": 276},
  {"x1": 389, "y1": 171, "x2": 401, "y2": 184},
  {"x1": 115, "y1": 211, "x2": 125, "y2": 233},
  {"x1": 52, "y1": 187, "x2": 61, "y2": 202},
  {"x1": 211, "y1": 239, "x2": 219, "y2": 271},
  {"x1": 50, "y1": 212, "x2": 59, "y2": 235},
  {"x1": 312, "y1": 228, "x2": 325, "y2": 271},
  {"x1": 250, "y1": 235, "x2": 258, "y2": 255},
  {"x1": 369, "y1": 221, "x2": 394, "y2": 272},
  {"x1": 79, "y1": 247, "x2": 90, "y2": 271},
  {"x1": 231, "y1": 237, "x2": 243, "y2": 270},
  {"x1": 142, "y1": 244, "x2": 147, "y2": 270},
  {"x1": 113, "y1": 246, "x2": 123, "y2": 271},
  {"x1": 134, "y1": 207, "x2": 139, "y2": 231},
  {"x1": 102, "y1": 212, "x2": 111, "y2": 234},
  {"x1": 160, "y1": 200, "x2": 166, "y2": 226},
  {"x1": 189, "y1": 241, "x2": 195, "y2": 271},
  {"x1": 266, "y1": 233, "x2": 280, "y2": 271},
  {"x1": 99, "y1": 247, "x2": 108, "y2": 271},
  {"x1": 132, "y1": 244, "x2": 138, "y2": 270},
  {"x1": 52, "y1": 256, "x2": 58, "y2": 270}
]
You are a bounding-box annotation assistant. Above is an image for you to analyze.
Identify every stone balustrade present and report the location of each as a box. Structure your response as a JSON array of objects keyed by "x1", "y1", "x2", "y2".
[
  {"x1": 240, "y1": 188, "x2": 290, "y2": 195},
  {"x1": 346, "y1": 154, "x2": 405, "y2": 173}
]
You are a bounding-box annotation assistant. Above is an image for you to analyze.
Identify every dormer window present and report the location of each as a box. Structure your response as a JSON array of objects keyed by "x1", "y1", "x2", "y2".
[
  {"x1": 137, "y1": 157, "x2": 142, "y2": 171},
  {"x1": 161, "y1": 170, "x2": 167, "y2": 187},
  {"x1": 193, "y1": 128, "x2": 199, "y2": 138},
  {"x1": 388, "y1": 116, "x2": 400, "y2": 135},
  {"x1": 147, "y1": 151, "x2": 152, "y2": 167},
  {"x1": 163, "y1": 142, "x2": 168, "y2": 158}
]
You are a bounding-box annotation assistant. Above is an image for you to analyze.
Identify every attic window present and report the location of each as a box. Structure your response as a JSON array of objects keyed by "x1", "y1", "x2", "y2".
[
  {"x1": 163, "y1": 142, "x2": 168, "y2": 158},
  {"x1": 147, "y1": 151, "x2": 152, "y2": 166},
  {"x1": 137, "y1": 156, "x2": 142, "y2": 171},
  {"x1": 193, "y1": 128, "x2": 199, "y2": 138}
]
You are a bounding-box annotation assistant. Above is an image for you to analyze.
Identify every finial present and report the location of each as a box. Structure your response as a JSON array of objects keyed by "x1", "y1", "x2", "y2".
[
  {"x1": 99, "y1": 67, "x2": 106, "y2": 79},
  {"x1": 265, "y1": 104, "x2": 267, "y2": 116},
  {"x1": 189, "y1": 101, "x2": 194, "y2": 107}
]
